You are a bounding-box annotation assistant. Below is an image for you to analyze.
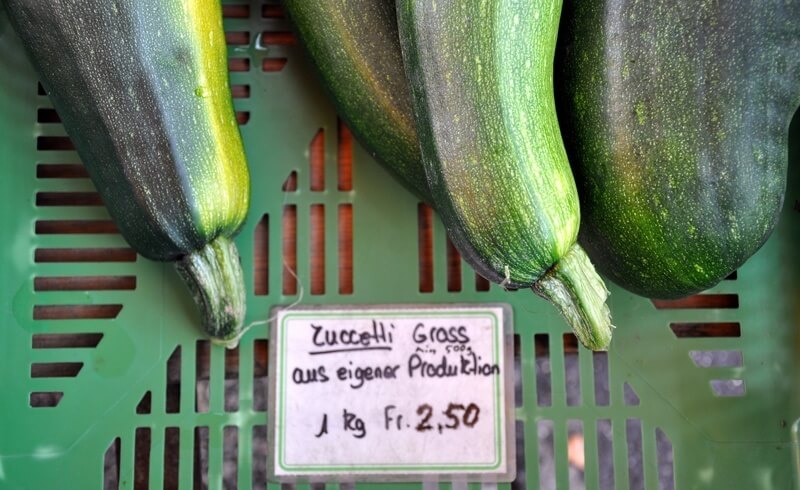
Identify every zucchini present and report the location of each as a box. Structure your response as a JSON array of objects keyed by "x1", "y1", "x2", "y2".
[
  {"x1": 5, "y1": 0, "x2": 250, "y2": 345},
  {"x1": 558, "y1": 0, "x2": 800, "y2": 298},
  {"x1": 283, "y1": 0, "x2": 430, "y2": 202},
  {"x1": 397, "y1": 0, "x2": 614, "y2": 349}
]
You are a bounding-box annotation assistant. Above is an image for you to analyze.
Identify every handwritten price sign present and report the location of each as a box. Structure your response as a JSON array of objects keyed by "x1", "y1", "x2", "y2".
[{"x1": 268, "y1": 305, "x2": 514, "y2": 482}]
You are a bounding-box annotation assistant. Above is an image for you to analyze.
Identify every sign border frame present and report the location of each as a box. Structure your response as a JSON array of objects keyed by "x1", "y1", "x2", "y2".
[{"x1": 267, "y1": 303, "x2": 515, "y2": 483}]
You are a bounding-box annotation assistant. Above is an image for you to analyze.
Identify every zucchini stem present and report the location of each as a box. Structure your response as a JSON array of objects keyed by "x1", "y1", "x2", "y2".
[
  {"x1": 532, "y1": 244, "x2": 614, "y2": 350},
  {"x1": 175, "y1": 236, "x2": 246, "y2": 349}
]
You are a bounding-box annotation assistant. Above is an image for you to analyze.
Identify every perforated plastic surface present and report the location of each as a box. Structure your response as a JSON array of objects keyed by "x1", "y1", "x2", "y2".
[{"x1": 0, "y1": 2, "x2": 799, "y2": 489}]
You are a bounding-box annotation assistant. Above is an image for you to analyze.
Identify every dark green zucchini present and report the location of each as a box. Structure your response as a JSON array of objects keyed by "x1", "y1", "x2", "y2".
[
  {"x1": 282, "y1": 0, "x2": 430, "y2": 202},
  {"x1": 4, "y1": 0, "x2": 251, "y2": 345},
  {"x1": 558, "y1": 0, "x2": 800, "y2": 298},
  {"x1": 397, "y1": 0, "x2": 613, "y2": 350}
]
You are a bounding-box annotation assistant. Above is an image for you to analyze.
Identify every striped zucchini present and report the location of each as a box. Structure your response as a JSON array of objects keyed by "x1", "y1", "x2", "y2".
[
  {"x1": 4, "y1": 0, "x2": 250, "y2": 346},
  {"x1": 397, "y1": 0, "x2": 614, "y2": 349},
  {"x1": 283, "y1": 0, "x2": 430, "y2": 202}
]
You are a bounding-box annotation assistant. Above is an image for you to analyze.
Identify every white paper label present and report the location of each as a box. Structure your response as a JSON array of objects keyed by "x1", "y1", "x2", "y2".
[{"x1": 269, "y1": 305, "x2": 513, "y2": 481}]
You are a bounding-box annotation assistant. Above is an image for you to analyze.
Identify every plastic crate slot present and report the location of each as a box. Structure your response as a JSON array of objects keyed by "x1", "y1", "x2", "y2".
[
  {"x1": 253, "y1": 214, "x2": 270, "y2": 296},
  {"x1": 253, "y1": 339, "x2": 269, "y2": 411},
  {"x1": 35, "y1": 247, "x2": 135, "y2": 263},
  {"x1": 446, "y1": 237, "x2": 462, "y2": 292},
  {"x1": 282, "y1": 171, "x2": 298, "y2": 192},
  {"x1": 626, "y1": 419, "x2": 645, "y2": 490},
  {"x1": 36, "y1": 163, "x2": 88, "y2": 179},
  {"x1": 623, "y1": 383, "x2": 641, "y2": 406},
  {"x1": 651, "y1": 294, "x2": 739, "y2": 309},
  {"x1": 262, "y1": 4, "x2": 284, "y2": 18},
  {"x1": 512, "y1": 420, "x2": 526, "y2": 490},
  {"x1": 689, "y1": 350, "x2": 743, "y2": 368},
  {"x1": 562, "y1": 332, "x2": 580, "y2": 354},
  {"x1": 193, "y1": 427, "x2": 209, "y2": 489},
  {"x1": 537, "y1": 419, "x2": 556, "y2": 489},
  {"x1": 310, "y1": 204, "x2": 326, "y2": 295},
  {"x1": 417, "y1": 203, "x2": 434, "y2": 293},
  {"x1": 225, "y1": 31, "x2": 250, "y2": 46},
  {"x1": 36, "y1": 108, "x2": 61, "y2": 124},
  {"x1": 33, "y1": 304, "x2": 123, "y2": 320},
  {"x1": 567, "y1": 419, "x2": 586, "y2": 487},
  {"x1": 136, "y1": 391, "x2": 152, "y2": 415},
  {"x1": 596, "y1": 419, "x2": 615, "y2": 490},
  {"x1": 338, "y1": 119, "x2": 353, "y2": 191},
  {"x1": 36, "y1": 191, "x2": 103, "y2": 207},
  {"x1": 564, "y1": 334, "x2": 581, "y2": 406},
  {"x1": 222, "y1": 4, "x2": 250, "y2": 18},
  {"x1": 29, "y1": 391, "x2": 63, "y2": 408},
  {"x1": 338, "y1": 204, "x2": 354, "y2": 295},
  {"x1": 252, "y1": 425, "x2": 268, "y2": 487},
  {"x1": 725, "y1": 270, "x2": 738, "y2": 280},
  {"x1": 309, "y1": 129, "x2": 325, "y2": 191},
  {"x1": 534, "y1": 334, "x2": 552, "y2": 407},
  {"x1": 230, "y1": 84, "x2": 251, "y2": 98},
  {"x1": 593, "y1": 352, "x2": 610, "y2": 406},
  {"x1": 196, "y1": 340, "x2": 210, "y2": 413},
  {"x1": 225, "y1": 347, "x2": 240, "y2": 412},
  {"x1": 103, "y1": 437, "x2": 121, "y2": 490},
  {"x1": 37, "y1": 136, "x2": 74, "y2": 151},
  {"x1": 253, "y1": 339, "x2": 269, "y2": 378},
  {"x1": 134, "y1": 427, "x2": 151, "y2": 490},
  {"x1": 710, "y1": 379, "x2": 746, "y2": 397},
  {"x1": 163, "y1": 427, "x2": 180, "y2": 489},
  {"x1": 236, "y1": 111, "x2": 251, "y2": 125},
  {"x1": 260, "y1": 31, "x2": 295, "y2": 45},
  {"x1": 215, "y1": 345, "x2": 247, "y2": 380},
  {"x1": 32, "y1": 333, "x2": 103, "y2": 349},
  {"x1": 475, "y1": 273, "x2": 491, "y2": 292},
  {"x1": 282, "y1": 204, "x2": 298, "y2": 295},
  {"x1": 34, "y1": 275, "x2": 136, "y2": 291},
  {"x1": 228, "y1": 58, "x2": 250, "y2": 72},
  {"x1": 35, "y1": 219, "x2": 118, "y2": 234},
  {"x1": 655, "y1": 428, "x2": 675, "y2": 490},
  {"x1": 166, "y1": 347, "x2": 181, "y2": 414},
  {"x1": 514, "y1": 334, "x2": 522, "y2": 407},
  {"x1": 262, "y1": 57, "x2": 288, "y2": 72},
  {"x1": 669, "y1": 322, "x2": 741, "y2": 338},
  {"x1": 223, "y1": 426, "x2": 239, "y2": 489}
]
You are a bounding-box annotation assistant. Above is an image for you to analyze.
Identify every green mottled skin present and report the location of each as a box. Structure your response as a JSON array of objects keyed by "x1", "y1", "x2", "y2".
[
  {"x1": 4, "y1": 0, "x2": 249, "y2": 260},
  {"x1": 559, "y1": 0, "x2": 800, "y2": 299},
  {"x1": 397, "y1": 0, "x2": 613, "y2": 350},
  {"x1": 5, "y1": 0, "x2": 251, "y2": 343},
  {"x1": 398, "y1": 0, "x2": 578, "y2": 284},
  {"x1": 283, "y1": 0, "x2": 430, "y2": 202}
]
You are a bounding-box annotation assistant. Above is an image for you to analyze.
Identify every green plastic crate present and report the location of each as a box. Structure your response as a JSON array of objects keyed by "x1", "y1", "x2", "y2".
[{"x1": 1, "y1": 1, "x2": 799, "y2": 488}]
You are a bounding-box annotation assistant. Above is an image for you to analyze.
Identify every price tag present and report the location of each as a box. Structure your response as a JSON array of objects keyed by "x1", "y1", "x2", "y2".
[{"x1": 268, "y1": 304, "x2": 514, "y2": 482}]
